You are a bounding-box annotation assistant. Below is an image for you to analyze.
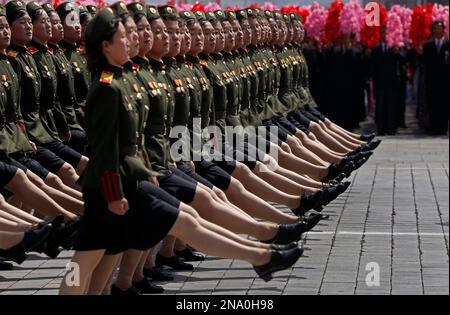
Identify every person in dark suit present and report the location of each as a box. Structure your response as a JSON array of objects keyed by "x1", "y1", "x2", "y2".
[
  {"x1": 370, "y1": 26, "x2": 402, "y2": 135},
  {"x1": 420, "y1": 21, "x2": 449, "y2": 135}
]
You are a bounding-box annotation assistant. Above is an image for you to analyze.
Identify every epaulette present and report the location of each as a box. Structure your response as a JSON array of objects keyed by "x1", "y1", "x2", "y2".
[
  {"x1": 186, "y1": 61, "x2": 193, "y2": 69},
  {"x1": 27, "y1": 47, "x2": 39, "y2": 55},
  {"x1": 99, "y1": 71, "x2": 114, "y2": 84},
  {"x1": 132, "y1": 63, "x2": 139, "y2": 71},
  {"x1": 60, "y1": 47, "x2": 67, "y2": 53},
  {"x1": 7, "y1": 50, "x2": 18, "y2": 58},
  {"x1": 79, "y1": 46, "x2": 86, "y2": 55},
  {"x1": 199, "y1": 60, "x2": 208, "y2": 67},
  {"x1": 47, "y1": 47, "x2": 53, "y2": 54}
]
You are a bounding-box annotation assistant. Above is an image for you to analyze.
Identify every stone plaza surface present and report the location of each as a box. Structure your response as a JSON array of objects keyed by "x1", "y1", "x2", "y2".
[{"x1": 0, "y1": 133, "x2": 448, "y2": 295}]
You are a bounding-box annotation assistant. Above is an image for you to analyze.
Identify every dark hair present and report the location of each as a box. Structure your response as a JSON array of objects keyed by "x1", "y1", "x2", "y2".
[
  {"x1": 131, "y1": 13, "x2": 145, "y2": 25},
  {"x1": 85, "y1": 18, "x2": 121, "y2": 71},
  {"x1": 186, "y1": 19, "x2": 196, "y2": 28},
  {"x1": 7, "y1": 10, "x2": 26, "y2": 25},
  {"x1": 79, "y1": 12, "x2": 91, "y2": 25},
  {"x1": 117, "y1": 13, "x2": 130, "y2": 25},
  {"x1": 30, "y1": 8, "x2": 44, "y2": 23}
]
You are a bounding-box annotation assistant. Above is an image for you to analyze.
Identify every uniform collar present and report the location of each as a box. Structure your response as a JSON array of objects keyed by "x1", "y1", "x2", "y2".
[
  {"x1": 210, "y1": 52, "x2": 223, "y2": 61},
  {"x1": 186, "y1": 54, "x2": 200, "y2": 64},
  {"x1": 132, "y1": 56, "x2": 150, "y2": 69},
  {"x1": 175, "y1": 55, "x2": 186, "y2": 64},
  {"x1": 102, "y1": 63, "x2": 123, "y2": 76},
  {"x1": 59, "y1": 40, "x2": 78, "y2": 51},
  {"x1": 148, "y1": 58, "x2": 165, "y2": 71},
  {"x1": 29, "y1": 40, "x2": 51, "y2": 53},
  {"x1": 48, "y1": 43, "x2": 60, "y2": 52},
  {"x1": 162, "y1": 56, "x2": 177, "y2": 66},
  {"x1": 8, "y1": 43, "x2": 27, "y2": 54},
  {"x1": 0, "y1": 53, "x2": 8, "y2": 60}
]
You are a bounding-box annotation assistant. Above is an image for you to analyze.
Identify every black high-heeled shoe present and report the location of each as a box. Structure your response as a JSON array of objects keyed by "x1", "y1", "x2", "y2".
[
  {"x1": 264, "y1": 221, "x2": 308, "y2": 245},
  {"x1": 0, "y1": 224, "x2": 52, "y2": 264},
  {"x1": 292, "y1": 190, "x2": 323, "y2": 217},
  {"x1": 303, "y1": 212, "x2": 322, "y2": 232},
  {"x1": 45, "y1": 217, "x2": 81, "y2": 258},
  {"x1": 362, "y1": 139, "x2": 381, "y2": 151},
  {"x1": 156, "y1": 254, "x2": 194, "y2": 271},
  {"x1": 133, "y1": 278, "x2": 165, "y2": 294},
  {"x1": 253, "y1": 247, "x2": 304, "y2": 282},
  {"x1": 360, "y1": 133, "x2": 376, "y2": 142},
  {"x1": 174, "y1": 247, "x2": 205, "y2": 262},
  {"x1": 143, "y1": 266, "x2": 174, "y2": 281},
  {"x1": 271, "y1": 242, "x2": 299, "y2": 251}
]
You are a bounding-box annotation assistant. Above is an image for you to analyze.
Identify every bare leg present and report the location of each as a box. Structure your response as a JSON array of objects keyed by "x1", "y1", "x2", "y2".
[
  {"x1": 59, "y1": 250, "x2": 106, "y2": 295},
  {"x1": 75, "y1": 156, "x2": 89, "y2": 176},
  {"x1": 5, "y1": 170, "x2": 78, "y2": 221},
  {"x1": 87, "y1": 254, "x2": 122, "y2": 295},
  {"x1": 0, "y1": 197, "x2": 41, "y2": 225},
  {"x1": 0, "y1": 231, "x2": 25, "y2": 248},
  {"x1": 309, "y1": 122, "x2": 354, "y2": 153},
  {"x1": 275, "y1": 146, "x2": 328, "y2": 180},
  {"x1": 0, "y1": 217, "x2": 30, "y2": 232},
  {"x1": 25, "y1": 172, "x2": 84, "y2": 214},
  {"x1": 294, "y1": 131, "x2": 343, "y2": 163},
  {"x1": 168, "y1": 211, "x2": 271, "y2": 266},
  {"x1": 189, "y1": 187, "x2": 280, "y2": 241},
  {"x1": 286, "y1": 135, "x2": 329, "y2": 167},
  {"x1": 252, "y1": 162, "x2": 316, "y2": 196},
  {"x1": 230, "y1": 163, "x2": 302, "y2": 212},
  {"x1": 55, "y1": 163, "x2": 81, "y2": 192}
]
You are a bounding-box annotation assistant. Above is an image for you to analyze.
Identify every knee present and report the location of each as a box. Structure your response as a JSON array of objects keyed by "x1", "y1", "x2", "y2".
[
  {"x1": 235, "y1": 162, "x2": 251, "y2": 177},
  {"x1": 61, "y1": 163, "x2": 77, "y2": 177},
  {"x1": 182, "y1": 205, "x2": 201, "y2": 220},
  {"x1": 27, "y1": 172, "x2": 45, "y2": 188},
  {"x1": 14, "y1": 169, "x2": 28, "y2": 184},
  {"x1": 281, "y1": 142, "x2": 291, "y2": 153},
  {"x1": 180, "y1": 211, "x2": 201, "y2": 231},
  {"x1": 229, "y1": 178, "x2": 245, "y2": 195},
  {"x1": 197, "y1": 187, "x2": 213, "y2": 204},
  {"x1": 212, "y1": 187, "x2": 227, "y2": 201},
  {"x1": 46, "y1": 173, "x2": 64, "y2": 187},
  {"x1": 0, "y1": 194, "x2": 5, "y2": 205}
]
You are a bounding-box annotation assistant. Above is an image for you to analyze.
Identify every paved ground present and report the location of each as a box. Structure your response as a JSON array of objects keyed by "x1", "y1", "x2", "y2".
[{"x1": 1, "y1": 108, "x2": 448, "y2": 295}]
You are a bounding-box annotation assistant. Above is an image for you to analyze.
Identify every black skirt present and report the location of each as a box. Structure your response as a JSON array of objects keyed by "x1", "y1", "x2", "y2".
[{"x1": 74, "y1": 182, "x2": 180, "y2": 254}]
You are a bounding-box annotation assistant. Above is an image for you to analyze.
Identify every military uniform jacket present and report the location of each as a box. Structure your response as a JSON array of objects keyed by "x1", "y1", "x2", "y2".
[
  {"x1": 207, "y1": 52, "x2": 229, "y2": 134},
  {"x1": 238, "y1": 48, "x2": 261, "y2": 128},
  {"x1": 28, "y1": 41, "x2": 69, "y2": 140},
  {"x1": 59, "y1": 41, "x2": 91, "y2": 117},
  {"x1": 222, "y1": 51, "x2": 242, "y2": 128},
  {"x1": 7, "y1": 43, "x2": 55, "y2": 144},
  {"x1": 49, "y1": 43, "x2": 84, "y2": 131},
  {"x1": 0, "y1": 82, "x2": 8, "y2": 152},
  {"x1": 0, "y1": 54, "x2": 33, "y2": 155},
  {"x1": 143, "y1": 58, "x2": 174, "y2": 174},
  {"x1": 185, "y1": 54, "x2": 213, "y2": 130},
  {"x1": 162, "y1": 56, "x2": 191, "y2": 162},
  {"x1": 81, "y1": 64, "x2": 153, "y2": 203}
]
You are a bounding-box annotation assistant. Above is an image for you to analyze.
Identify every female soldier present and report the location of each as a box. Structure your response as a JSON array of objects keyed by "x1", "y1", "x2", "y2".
[
  {"x1": 43, "y1": 3, "x2": 87, "y2": 155},
  {"x1": 6, "y1": 0, "x2": 83, "y2": 191},
  {"x1": 56, "y1": 2, "x2": 91, "y2": 124},
  {"x1": 1, "y1": 3, "x2": 84, "y2": 213},
  {"x1": 59, "y1": 8, "x2": 303, "y2": 295},
  {"x1": 26, "y1": 2, "x2": 89, "y2": 178}
]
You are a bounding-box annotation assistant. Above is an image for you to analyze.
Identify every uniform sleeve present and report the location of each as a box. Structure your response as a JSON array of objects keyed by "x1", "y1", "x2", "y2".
[{"x1": 89, "y1": 84, "x2": 124, "y2": 203}]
